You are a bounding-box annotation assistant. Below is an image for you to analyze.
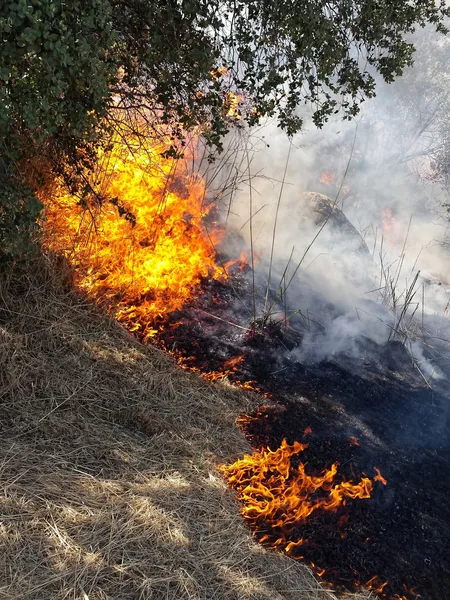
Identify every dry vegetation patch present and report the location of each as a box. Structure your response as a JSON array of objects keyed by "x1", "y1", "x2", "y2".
[{"x1": 0, "y1": 256, "x2": 350, "y2": 600}]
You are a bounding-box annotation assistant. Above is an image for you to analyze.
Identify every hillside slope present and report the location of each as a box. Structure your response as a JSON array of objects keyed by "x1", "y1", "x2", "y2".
[{"x1": 0, "y1": 257, "x2": 340, "y2": 600}]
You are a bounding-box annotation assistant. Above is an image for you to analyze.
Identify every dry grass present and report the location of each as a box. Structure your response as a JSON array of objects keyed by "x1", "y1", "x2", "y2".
[{"x1": 0, "y1": 255, "x2": 361, "y2": 600}]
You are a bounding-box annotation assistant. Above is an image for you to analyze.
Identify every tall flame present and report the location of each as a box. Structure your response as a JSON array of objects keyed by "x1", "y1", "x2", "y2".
[{"x1": 41, "y1": 114, "x2": 225, "y2": 339}]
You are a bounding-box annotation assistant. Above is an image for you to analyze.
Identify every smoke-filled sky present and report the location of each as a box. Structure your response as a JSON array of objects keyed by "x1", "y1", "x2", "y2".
[{"x1": 212, "y1": 25, "x2": 450, "y2": 378}]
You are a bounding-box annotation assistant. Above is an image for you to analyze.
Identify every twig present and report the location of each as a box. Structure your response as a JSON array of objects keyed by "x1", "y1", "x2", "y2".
[
  {"x1": 246, "y1": 150, "x2": 256, "y2": 322},
  {"x1": 264, "y1": 140, "x2": 292, "y2": 316}
]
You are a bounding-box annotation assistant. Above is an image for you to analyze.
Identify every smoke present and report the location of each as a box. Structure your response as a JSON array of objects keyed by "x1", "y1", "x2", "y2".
[{"x1": 214, "y1": 25, "x2": 450, "y2": 377}]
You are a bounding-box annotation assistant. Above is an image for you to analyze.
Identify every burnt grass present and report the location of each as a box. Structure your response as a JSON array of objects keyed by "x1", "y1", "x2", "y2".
[{"x1": 155, "y1": 274, "x2": 450, "y2": 600}]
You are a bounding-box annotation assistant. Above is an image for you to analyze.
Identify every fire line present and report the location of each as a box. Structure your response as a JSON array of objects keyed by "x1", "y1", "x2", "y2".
[{"x1": 39, "y1": 111, "x2": 409, "y2": 600}]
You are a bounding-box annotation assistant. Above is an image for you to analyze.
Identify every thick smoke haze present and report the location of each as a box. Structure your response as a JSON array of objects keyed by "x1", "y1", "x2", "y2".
[{"x1": 213, "y1": 26, "x2": 450, "y2": 379}]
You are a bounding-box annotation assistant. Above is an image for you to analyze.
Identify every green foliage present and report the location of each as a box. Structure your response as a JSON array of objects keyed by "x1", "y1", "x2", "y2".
[
  {"x1": 0, "y1": 155, "x2": 41, "y2": 258},
  {"x1": 109, "y1": 0, "x2": 450, "y2": 144},
  {"x1": 0, "y1": 0, "x2": 115, "y2": 139},
  {"x1": 0, "y1": 0, "x2": 116, "y2": 254},
  {"x1": 1, "y1": 0, "x2": 450, "y2": 254}
]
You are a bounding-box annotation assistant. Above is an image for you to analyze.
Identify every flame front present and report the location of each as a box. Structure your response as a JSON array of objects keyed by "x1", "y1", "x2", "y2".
[
  {"x1": 39, "y1": 111, "x2": 403, "y2": 598},
  {"x1": 220, "y1": 439, "x2": 377, "y2": 552},
  {"x1": 41, "y1": 114, "x2": 224, "y2": 338}
]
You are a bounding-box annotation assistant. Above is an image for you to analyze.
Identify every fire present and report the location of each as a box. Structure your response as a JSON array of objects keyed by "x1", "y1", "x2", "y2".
[
  {"x1": 200, "y1": 354, "x2": 247, "y2": 382},
  {"x1": 220, "y1": 440, "x2": 397, "y2": 596},
  {"x1": 383, "y1": 208, "x2": 394, "y2": 232},
  {"x1": 224, "y1": 91, "x2": 243, "y2": 119},
  {"x1": 224, "y1": 250, "x2": 249, "y2": 272},
  {"x1": 38, "y1": 109, "x2": 404, "y2": 599},
  {"x1": 41, "y1": 113, "x2": 225, "y2": 339},
  {"x1": 219, "y1": 439, "x2": 382, "y2": 553},
  {"x1": 382, "y1": 208, "x2": 402, "y2": 245},
  {"x1": 374, "y1": 467, "x2": 388, "y2": 485},
  {"x1": 223, "y1": 355, "x2": 245, "y2": 369},
  {"x1": 367, "y1": 576, "x2": 389, "y2": 594},
  {"x1": 320, "y1": 171, "x2": 335, "y2": 185}
]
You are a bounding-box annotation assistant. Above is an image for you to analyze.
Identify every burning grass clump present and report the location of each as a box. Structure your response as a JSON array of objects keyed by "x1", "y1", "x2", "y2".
[{"x1": 0, "y1": 255, "x2": 367, "y2": 600}]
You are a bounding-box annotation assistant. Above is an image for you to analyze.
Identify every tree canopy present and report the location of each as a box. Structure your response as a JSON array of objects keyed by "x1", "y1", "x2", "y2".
[{"x1": 1, "y1": 0, "x2": 449, "y2": 253}]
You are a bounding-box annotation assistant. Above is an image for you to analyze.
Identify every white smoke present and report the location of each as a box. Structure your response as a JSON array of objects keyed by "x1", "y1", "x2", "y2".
[{"x1": 213, "y1": 25, "x2": 450, "y2": 377}]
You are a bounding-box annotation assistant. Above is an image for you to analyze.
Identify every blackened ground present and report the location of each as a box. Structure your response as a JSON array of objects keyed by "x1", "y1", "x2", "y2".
[
  {"x1": 154, "y1": 275, "x2": 450, "y2": 600},
  {"x1": 241, "y1": 364, "x2": 450, "y2": 600}
]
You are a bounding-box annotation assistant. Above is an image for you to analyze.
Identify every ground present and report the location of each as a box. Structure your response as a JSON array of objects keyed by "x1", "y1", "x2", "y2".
[{"x1": 0, "y1": 257, "x2": 360, "y2": 600}]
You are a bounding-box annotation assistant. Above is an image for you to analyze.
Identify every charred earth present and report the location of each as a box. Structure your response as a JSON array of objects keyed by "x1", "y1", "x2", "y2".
[{"x1": 155, "y1": 265, "x2": 450, "y2": 600}]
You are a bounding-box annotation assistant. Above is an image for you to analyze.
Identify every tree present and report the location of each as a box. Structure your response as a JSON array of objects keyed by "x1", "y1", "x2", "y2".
[{"x1": 1, "y1": 0, "x2": 449, "y2": 254}]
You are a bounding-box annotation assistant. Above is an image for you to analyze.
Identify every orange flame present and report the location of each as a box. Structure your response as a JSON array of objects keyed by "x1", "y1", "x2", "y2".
[
  {"x1": 40, "y1": 113, "x2": 226, "y2": 339},
  {"x1": 320, "y1": 171, "x2": 335, "y2": 185},
  {"x1": 224, "y1": 250, "x2": 249, "y2": 272},
  {"x1": 367, "y1": 576, "x2": 389, "y2": 594},
  {"x1": 382, "y1": 208, "x2": 402, "y2": 245},
  {"x1": 219, "y1": 439, "x2": 379, "y2": 553},
  {"x1": 224, "y1": 355, "x2": 245, "y2": 369},
  {"x1": 374, "y1": 467, "x2": 387, "y2": 485}
]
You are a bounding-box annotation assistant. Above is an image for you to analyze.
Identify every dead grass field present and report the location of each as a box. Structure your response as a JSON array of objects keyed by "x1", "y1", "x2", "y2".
[{"x1": 0, "y1": 256, "x2": 368, "y2": 600}]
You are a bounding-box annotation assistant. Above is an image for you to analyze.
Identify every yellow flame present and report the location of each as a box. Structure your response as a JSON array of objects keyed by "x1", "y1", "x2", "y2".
[
  {"x1": 219, "y1": 439, "x2": 376, "y2": 549},
  {"x1": 41, "y1": 112, "x2": 225, "y2": 339}
]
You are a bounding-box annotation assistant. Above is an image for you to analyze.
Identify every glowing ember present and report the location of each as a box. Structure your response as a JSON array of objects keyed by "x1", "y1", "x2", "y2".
[
  {"x1": 219, "y1": 439, "x2": 380, "y2": 549},
  {"x1": 41, "y1": 113, "x2": 225, "y2": 339}
]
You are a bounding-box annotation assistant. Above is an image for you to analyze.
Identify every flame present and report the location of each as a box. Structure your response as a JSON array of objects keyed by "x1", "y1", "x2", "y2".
[
  {"x1": 320, "y1": 171, "x2": 335, "y2": 185},
  {"x1": 41, "y1": 113, "x2": 226, "y2": 339},
  {"x1": 38, "y1": 110, "x2": 414, "y2": 600},
  {"x1": 350, "y1": 435, "x2": 360, "y2": 446},
  {"x1": 382, "y1": 208, "x2": 402, "y2": 245},
  {"x1": 201, "y1": 354, "x2": 246, "y2": 381},
  {"x1": 367, "y1": 576, "x2": 389, "y2": 594},
  {"x1": 219, "y1": 439, "x2": 380, "y2": 554},
  {"x1": 219, "y1": 440, "x2": 403, "y2": 597},
  {"x1": 224, "y1": 250, "x2": 249, "y2": 272},
  {"x1": 224, "y1": 91, "x2": 243, "y2": 119},
  {"x1": 374, "y1": 467, "x2": 387, "y2": 485},
  {"x1": 224, "y1": 355, "x2": 245, "y2": 369}
]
